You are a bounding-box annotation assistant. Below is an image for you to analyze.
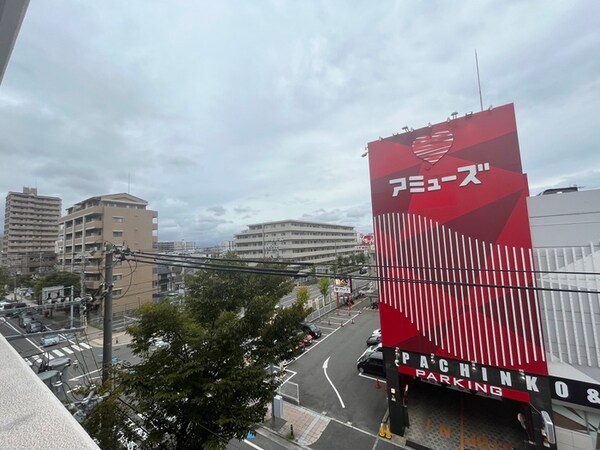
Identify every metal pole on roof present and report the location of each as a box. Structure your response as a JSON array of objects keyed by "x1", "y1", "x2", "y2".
[{"x1": 475, "y1": 50, "x2": 484, "y2": 112}]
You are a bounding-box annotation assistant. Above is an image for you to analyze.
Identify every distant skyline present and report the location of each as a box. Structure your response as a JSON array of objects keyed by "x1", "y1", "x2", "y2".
[{"x1": 1, "y1": 1, "x2": 598, "y2": 246}]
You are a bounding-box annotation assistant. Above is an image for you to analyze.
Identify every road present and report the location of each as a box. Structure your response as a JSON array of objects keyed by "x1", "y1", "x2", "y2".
[
  {"x1": 278, "y1": 269, "x2": 372, "y2": 310},
  {"x1": 284, "y1": 298, "x2": 388, "y2": 434},
  {"x1": 0, "y1": 307, "x2": 138, "y2": 402}
]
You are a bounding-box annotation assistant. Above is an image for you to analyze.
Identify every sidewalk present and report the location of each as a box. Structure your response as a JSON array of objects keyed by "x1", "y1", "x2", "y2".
[
  {"x1": 264, "y1": 402, "x2": 330, "y2": 447},
  {"x1": 84, "y1": 326, "x2": 133, "y2": 348},
  {"x1": 263, "y1": 401, "x2": 407, "y2": 449}
]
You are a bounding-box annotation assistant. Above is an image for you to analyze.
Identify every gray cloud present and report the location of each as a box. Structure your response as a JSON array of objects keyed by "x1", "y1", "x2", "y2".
[{"x1": 207, "y1": 206, "x2": 227, "y2": 217}]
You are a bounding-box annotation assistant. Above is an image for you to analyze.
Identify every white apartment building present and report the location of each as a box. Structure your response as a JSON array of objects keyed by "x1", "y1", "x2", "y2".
[
  {"x1": 156, "y1": 241, "x2": 196, "y2": 253},
  {"x1": 233, "y1": 219, "x2": 359, "y2": 264}
]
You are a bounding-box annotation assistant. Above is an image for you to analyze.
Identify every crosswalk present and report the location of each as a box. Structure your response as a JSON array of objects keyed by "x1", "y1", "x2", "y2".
[{"x1": 26, "y1": 341, "x2": 93, "y2": 365}]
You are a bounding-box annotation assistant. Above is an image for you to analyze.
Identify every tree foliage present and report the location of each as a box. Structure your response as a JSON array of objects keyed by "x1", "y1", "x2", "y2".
[
  {"x1": 295, "y1": 285, "x2": 309, "y2": 304},
  {"x1": 82, "y1": 381, "x2": 137, "y2": 450},
  {"x1": 317, "y1": 277, "x2": 330, "y2": 299},
  {"x1": 94, "y1": 258, "x2": 310, "y2": 449},
  {"x1": 0, "y1": 267, "x2": 10, "y2": 298}
]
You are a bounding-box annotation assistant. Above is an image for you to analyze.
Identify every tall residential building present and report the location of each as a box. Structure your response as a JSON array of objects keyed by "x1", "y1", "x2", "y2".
[
  {"x1": 57, "y1": 193, "x2": 158, "y2": 315},
  {"x1": 2, "y1": 187, "x2": 61, "y2": 274},
  {"x1": 233, "y1": 219, "x2": 359, "y2": 264}
]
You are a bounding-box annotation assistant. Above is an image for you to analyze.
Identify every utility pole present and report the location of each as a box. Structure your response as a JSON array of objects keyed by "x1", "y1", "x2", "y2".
[
  {"x1": 102, "y1": 245, "x2": 113, "y2": 384},
  {"x1": 80, "y1": 256, "x2": 86, "y2": 298},
  {"x1": 70, "y1": 285, "x2": 74, "y2": 328}
]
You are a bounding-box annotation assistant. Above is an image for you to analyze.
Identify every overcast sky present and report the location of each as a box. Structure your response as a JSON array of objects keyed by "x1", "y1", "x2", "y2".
[{"x1": 1, "y1": 1, "x2": 598, "y2": 247}]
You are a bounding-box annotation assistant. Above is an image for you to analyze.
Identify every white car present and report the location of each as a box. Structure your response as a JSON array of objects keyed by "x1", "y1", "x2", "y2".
[
  {"x1": 149, "y1": 337, "x2": 170, "y2": 349},
  {"x1": 357, "y1": 343, "x2": 383, "y2": 362},
  {"x1": 40, "y1": 335, "x2": 60, "y2": 347}
]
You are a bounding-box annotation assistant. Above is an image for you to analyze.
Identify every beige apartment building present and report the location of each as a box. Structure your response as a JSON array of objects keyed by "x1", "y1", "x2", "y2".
[
  {"x1": 57, "y1": 193, "x2": 158, "y2": 314},
  {"x1": 233, "y1": 219, "x2": 359, "y2": 264},
  {"x1": 2, "y1": 187, "x2": 61, "y2": 274}
]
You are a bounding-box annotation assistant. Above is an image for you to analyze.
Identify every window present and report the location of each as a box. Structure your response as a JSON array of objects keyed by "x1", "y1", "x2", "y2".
[
  {"x1": 112, "y1": 288, "x2": 122, "y2": 297},
  {"x1": 113, "y1": 216, "x2": 124, "y2": 223},
  {"x1": 113, "y1": 274, "x2": 123, "y2": 282},
  {"x1": 113, "y1": 231, "x2": 123, "y2": 238}
]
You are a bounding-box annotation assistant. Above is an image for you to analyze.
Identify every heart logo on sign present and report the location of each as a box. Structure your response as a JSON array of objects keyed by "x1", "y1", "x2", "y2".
[{"x1": 412, "y1": 130, "x2": 454, "y2": 166}]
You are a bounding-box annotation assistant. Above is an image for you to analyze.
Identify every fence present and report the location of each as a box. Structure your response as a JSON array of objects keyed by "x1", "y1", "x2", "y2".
[{"x1": 305, "y1": 295, "x2": 337, "y2": 322}]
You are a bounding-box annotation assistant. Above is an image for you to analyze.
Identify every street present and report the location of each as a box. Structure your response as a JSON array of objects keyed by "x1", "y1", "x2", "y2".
[{"x1": 284, "y1": 298, "x2": 388, "y2": 433}]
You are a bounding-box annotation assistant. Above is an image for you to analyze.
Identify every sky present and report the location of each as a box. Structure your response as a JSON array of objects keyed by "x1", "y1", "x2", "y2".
[{"x1": 1, "y1": 1, "x2": 599, "y2": 247}]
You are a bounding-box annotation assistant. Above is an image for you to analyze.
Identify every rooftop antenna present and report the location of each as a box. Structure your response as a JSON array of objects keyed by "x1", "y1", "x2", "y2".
[{"x1": 475, "y1": 50, "x2": 484, "y2": 112}]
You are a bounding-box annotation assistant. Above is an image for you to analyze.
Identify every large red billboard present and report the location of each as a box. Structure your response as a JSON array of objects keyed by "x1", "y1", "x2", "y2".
[{"x1": 368, "y1": 104, "x2": 547, "y2": 375}]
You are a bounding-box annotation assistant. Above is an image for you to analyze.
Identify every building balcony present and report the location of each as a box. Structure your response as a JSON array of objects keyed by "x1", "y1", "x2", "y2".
[{"x1": 83, "y1": 220, "x2": 103, "y2": 230}]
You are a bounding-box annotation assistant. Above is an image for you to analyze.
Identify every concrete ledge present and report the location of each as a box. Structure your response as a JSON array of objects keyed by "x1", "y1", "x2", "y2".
[{"x1": 0, "y1": 334, "x2": 99, "y2": 449}]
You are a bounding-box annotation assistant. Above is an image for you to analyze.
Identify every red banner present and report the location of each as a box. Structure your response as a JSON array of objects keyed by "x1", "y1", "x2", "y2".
[{"x1": 368, "y1": 104, "x2": 547, "y2": 375}]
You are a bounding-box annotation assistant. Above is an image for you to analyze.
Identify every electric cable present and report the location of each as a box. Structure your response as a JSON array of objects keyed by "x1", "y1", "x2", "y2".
[
  {"x1": 124, "y1": 253, "x2": 600, "y2": 296},
  {"x1": 134, "y1": 248, "x2": 600, "y2": 278}
]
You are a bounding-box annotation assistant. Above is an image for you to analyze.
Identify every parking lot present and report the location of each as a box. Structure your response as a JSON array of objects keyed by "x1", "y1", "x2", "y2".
[{"x1": 281, "y1": 297, "x2": 526, "y2": 449}]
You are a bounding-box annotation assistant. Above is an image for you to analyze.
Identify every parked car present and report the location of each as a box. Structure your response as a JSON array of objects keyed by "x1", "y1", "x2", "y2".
[
  {"x1": 301, "y1": 322, "x2": 322, "y2": 339},
  {"x1": 368, "y1": 343, "x2": 383, "y2": 353},
  {"x1": 357, "y1": 350, "x2": 385, "y2": 377},
  {"x1": 149, "y1": 337, "x2": 170, "y2": 349},
  {"x1": 26, "y1": 321, "x2": 45, "y2": 333},
  {"x1": 357, "y1": 343, "x2": 383, "y2": 364},
  {"x1": 366, "y1": 328, "x2": 382, "y2": 346},
  {"x1": 296, "y1": 333, "x2": 313, "y2": 351}
]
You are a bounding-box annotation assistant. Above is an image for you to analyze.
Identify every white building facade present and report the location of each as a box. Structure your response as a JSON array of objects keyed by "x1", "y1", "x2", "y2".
[
  {"x1": 233, "y1": 219, "x2": 359, "y2": 264},
  {"x1": 528, "y1": 188, "x2": 600, "y2": 449}
]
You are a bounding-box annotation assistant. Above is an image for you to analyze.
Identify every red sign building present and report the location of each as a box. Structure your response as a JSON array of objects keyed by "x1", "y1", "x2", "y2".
[{"x1": 367, "y1": 104, "x2": 553, "y2": 445}]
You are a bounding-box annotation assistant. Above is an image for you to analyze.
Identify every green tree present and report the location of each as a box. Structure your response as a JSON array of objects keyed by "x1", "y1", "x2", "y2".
[
  {"x1": 94, "y1": 259, "x2": 309, "y2": 449},
  {"x1": 349, "y1": 253, "x2": 357, "y2": 265},
  {"x1": 356, "y1": 252, "x2": 366, "y2": 265},
  {"x1": 0, "y1": 267, "x2": 10, "y2": 298},
  {"x1": 296, "y1": 285, "x2": 309, "y2": 304},
  {"x1": 33, "y1": 271, "x2": 81, "y2": 302},
  {"x1": 317, "y1": 277, "x2": 330, "y2": 301}
]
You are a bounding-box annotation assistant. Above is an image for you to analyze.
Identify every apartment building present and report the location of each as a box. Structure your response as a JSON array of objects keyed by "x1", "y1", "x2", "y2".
[
  {"x1": 233, "y1": 219, "x2": 359, "y2": 264},
  {"x1": 2, "y1": 187, "x2": 61, "y2": 274},
  {"x1": 156, "y1": 240, "x2": 196, "y2": 253},
  {"x1": 57, "y1": 193, "x2": 158, "y2": 314}
]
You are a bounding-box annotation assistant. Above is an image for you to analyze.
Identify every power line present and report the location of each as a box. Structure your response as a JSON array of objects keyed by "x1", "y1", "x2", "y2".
[
  {"x1": 130, "y1": 248, "x2": 600, "y2": 278},
  {"x1": 122, "y1": 251, "x2": 600, "y2": 296}
]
